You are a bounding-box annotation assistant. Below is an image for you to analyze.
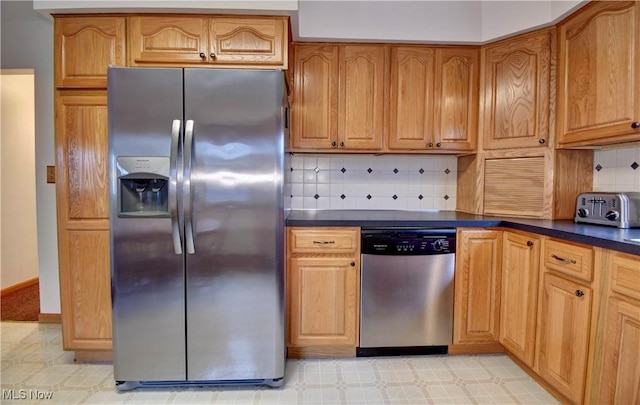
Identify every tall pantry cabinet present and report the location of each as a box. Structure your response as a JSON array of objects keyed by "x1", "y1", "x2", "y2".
[
  {"x1": 54, "y1": 16, "x2": 124, "y2": 353},
  {"x1": 53, "y1": 14, "x2": 290, "y2": 357}
]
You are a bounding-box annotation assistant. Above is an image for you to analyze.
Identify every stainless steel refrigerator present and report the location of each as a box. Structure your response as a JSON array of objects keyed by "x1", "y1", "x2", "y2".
[{"x1": 107, "y1": 67, "x2": 286, "y2": 389}]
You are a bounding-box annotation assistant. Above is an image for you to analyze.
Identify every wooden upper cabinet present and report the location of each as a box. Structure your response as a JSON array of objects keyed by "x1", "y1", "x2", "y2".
[
  {"x1": 338, "y1": 45, "x2": 386, "y2": 150},
  {"x1": 388, "y1": 46, "x2": 478, "y2": 152},
  {"x1": 557, "y1": 1, "x2": 640, "y2": 146},
  {"x1": 54, "y1": 17, "x2": 126, "y2": 88},
  {"x1": 433, "y1": 48, "x2": 479, "y2": 151},
  {"x1": 482, "y1": 28, "x2": 554, "y2": 150},
  {"x1": 291, "y1": 44, "x2": 338, "y2": 150},
  {"x1": 209, "y1": 17, "x2": 287, "y2": 67},
  {"x1": 388, "y1": 47, "x2": 435, "y2": 150},
  {"x1": 129, "y1": 16, "x2": 208, "y2": 65},
  {"x1": 129, "y1": 16, "x2": 289, "y2": 68},
  {"x1": 290, "y1": 44, "x2": 384, "y2": 152}
]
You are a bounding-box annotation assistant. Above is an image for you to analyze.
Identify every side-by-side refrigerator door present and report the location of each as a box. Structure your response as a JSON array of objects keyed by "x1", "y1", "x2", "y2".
[
  {"x1": 108, "y1": 67, "x2": 187, "y2": 382},
  {"x1": 183, "y1": 69, "x2": 285, "y2": 382}
]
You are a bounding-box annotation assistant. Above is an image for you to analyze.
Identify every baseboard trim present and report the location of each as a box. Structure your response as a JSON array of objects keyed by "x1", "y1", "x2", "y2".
[
  {"x1": 1, "y1": 277, "x2": 38, "y2": 297},
  {"x1": 38, "y1": 313, "x2": 62, "y2": 323},
  {"x1": 74, "y1": 350, "x2": 112, "y2": 362}
]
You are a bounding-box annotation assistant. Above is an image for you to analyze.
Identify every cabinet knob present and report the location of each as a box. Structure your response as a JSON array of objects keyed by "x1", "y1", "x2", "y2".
[
  {"x1": 350, "y1": 261, "x2": 356, "y2": 267},
  {"x1": 575, "y1": 290, "x2": 585, "y2": 297},
  {"x1": 340, "y1": 142, "x2": 345, "y2": 147},
  {"x1": 331, "y1": 141, "x2": 337, "y2": 147},
  {"x1": 199, "y1": 52, "x2": 206, "y2": 59},
  {"x1": 436, "y1": 142, "x2": 441, "y2": 148},
  {"x1": 527, "y1": 241, "x2": 534, "y2": 247},
  {"x1": 539, "y1": 138, "x2": 546, "y2": 144},
  {"x1": 210, "y1": 52, "x2": 216, "y2": 60},
  {"x1": 428, "y1": 142, "x2": 434, "y2": 147},
  {"x1": 632, "y1": 122, "x2": 640, "y2": 129}
]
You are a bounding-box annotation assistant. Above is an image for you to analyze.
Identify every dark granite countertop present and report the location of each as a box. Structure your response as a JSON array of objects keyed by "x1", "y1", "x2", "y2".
[{"x1": 286, "y1": 210, "x2": 640, "y2": 256}]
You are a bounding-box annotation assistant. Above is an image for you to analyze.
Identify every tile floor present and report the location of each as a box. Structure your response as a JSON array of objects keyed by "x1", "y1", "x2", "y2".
[{"x1": 1, "y1": 322, "x2": 558, "y2": 404}]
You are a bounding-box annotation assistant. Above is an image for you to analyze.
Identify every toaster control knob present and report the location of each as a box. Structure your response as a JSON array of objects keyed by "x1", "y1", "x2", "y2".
[
  {"x1": 605, "y1": 210, "x2": 620, "y2": 221},
  {"x1": 577, "y1": 208, "x2": 589, "y2": 218}
]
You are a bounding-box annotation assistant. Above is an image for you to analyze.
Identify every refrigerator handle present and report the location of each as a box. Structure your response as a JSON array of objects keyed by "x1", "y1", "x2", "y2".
[
  {"x1": 184, "y1": 119, "x2": 196, "y2": 255},
  {"x1": 170, "y1": 119, "x2": 183, "y2": 255}
]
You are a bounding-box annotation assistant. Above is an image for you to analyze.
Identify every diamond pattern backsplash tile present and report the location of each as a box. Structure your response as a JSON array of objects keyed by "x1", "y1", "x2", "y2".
[
  {"x1": 287, "y1": 154, "x2": 457, "y2": 210},
  {"x1": 592, "y1": 146, "x2": 640, "y2": 192}
]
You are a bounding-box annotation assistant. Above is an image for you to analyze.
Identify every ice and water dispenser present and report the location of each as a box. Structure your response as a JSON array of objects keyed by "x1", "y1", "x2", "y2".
[{"x1": 117, "y1": 157, "x2": 170, "y2": 217}]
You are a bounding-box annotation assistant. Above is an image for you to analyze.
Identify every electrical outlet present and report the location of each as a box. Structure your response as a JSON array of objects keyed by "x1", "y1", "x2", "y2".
[{"x1": 46, "y1": 166, "x2": 55, "y2": 183}]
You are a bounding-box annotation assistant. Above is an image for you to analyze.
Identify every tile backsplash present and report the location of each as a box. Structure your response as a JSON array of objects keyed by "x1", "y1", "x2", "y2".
[
  {"x1": 592, "y1": 145, "x2": 640, "y2": 192},
  {"x1": 284, "y1": 154, "x2": 457, "y2": 210}
]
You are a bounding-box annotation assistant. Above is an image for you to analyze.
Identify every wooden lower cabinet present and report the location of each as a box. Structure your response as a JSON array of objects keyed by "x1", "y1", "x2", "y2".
[
  {"x1": 535, "y1": 273, "x2": 592, "y2": 404},
  {"x1": 287, "y1": 227, "x2": 360, "y2": 358},
  {"x1": 58, "y1": 230, "x2": 112, "y2": 351},
  {"x1": 451, "y1": 228, "x2": 503, "y2": 353},
  {"x1": 499, "y1": 230, "x2": 541, "y2": 367},
  {"x1": 587, "y1": 251, "x2": 640, "y2": 404}
]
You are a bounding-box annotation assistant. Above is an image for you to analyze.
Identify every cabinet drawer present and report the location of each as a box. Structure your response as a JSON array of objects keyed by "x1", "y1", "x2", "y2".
[
  {"x1": 544, "y1": 239, "x2": 593, "y2": 282},
  {"x1": 289, "y1": 228, "x2": 359, "y2": 254},
  {"x1": 609, "y1": 251, "x2": 640, "y2": 300}
]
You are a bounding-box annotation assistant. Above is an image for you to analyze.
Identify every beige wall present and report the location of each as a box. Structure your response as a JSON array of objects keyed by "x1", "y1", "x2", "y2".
[
  {"x1": 1, "y1": 1, "x2": 57, "y2": 312},
  {"x1": 0, "y1": 70, "x2": 39, "y2": 289}
]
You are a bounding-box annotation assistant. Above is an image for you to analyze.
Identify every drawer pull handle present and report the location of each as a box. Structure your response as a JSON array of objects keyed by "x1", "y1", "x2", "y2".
[
  {"x1": 551, "y1": 254, "x2": 577, "y2": 264},
  {"x1": 313, "y1": 240, "x2": 335, "y2": 245},
  {"x1": 575, "y1": 290, "x2": 585, "y2": 297},
  {"x1": 350, "y1": 262, "x2": 356, "y2": 267}
]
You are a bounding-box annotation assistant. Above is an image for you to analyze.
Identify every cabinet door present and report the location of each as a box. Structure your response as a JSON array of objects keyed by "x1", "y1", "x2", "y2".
[
  {"x1": 58, "y1": 230, "x2": 112, "y2": 350},
  {"x1": 55, "y1": 91, "x2": 111, "y2": 350},
  {"x1": 337, "y1": 45, "x2": 385, "y2": 151},
  {"x1": 54, "y1": 17, "x2": 125, "y2": 88},
  {"x1": 536, "y1": 273, "x2": 591, "y2": 404},
  {"x1": 388, "y1": 47, "x2": 434, "y2": 150},
  {"x1": 55, "y1": 92, "x2": 109, "y2": 222},
  {"x1": 128, "y1": 16, "x2": 208, "y2": 65},
  {"x1": 483, "y1": 156, "x2": 547, "y2": 218},
  {"x1": 209, "y1": 17, "x2": 287, "y2": 67},
  {"x1": 288, "y1": 257, "x2": 359, "y2": 347},
  {"x1": 454, "y1": 229, "x2": 502, "y2": 345},
  {"x1": 590, "y1": 251, "x2": 640, "y2": 404},
  {"x1": 500, "y1": 231, "x2": 541, "y2": 367},
  {"x1": 557, "y1": 1, "x2": 640, "y2": 146},
  {"x1": 433, "y1": 48, "x2": 479, "y2": 151},
  {"x1": 483, "y1": 29, "x2": 554, "y2": 149},
  {"x1": 597, "y1": 297, "x2": 640, "y2": 404},
  {"x1": 291, "y1": 45, "x2": 339, "y2": 150}
]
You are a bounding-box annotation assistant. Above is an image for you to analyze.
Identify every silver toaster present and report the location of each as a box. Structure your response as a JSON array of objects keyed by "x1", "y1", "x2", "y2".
[{"x1": 575, "y1": 192, "x2": 640, "y2": 228}]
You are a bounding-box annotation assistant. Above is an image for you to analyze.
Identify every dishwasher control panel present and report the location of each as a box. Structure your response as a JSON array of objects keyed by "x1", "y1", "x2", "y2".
[{"x1": 361, "y1": 228, "x2": 456, "y2": 255}]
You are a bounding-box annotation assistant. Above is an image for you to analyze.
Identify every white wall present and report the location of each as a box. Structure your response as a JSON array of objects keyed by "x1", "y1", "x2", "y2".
[
  {"x1": 34, "y1": 0, "x2": 588, "y2": 43},
  {"x1": 298, "y1": 1, "x2": 482, "y2": 43},
  {"x1": 0, "y1": 1, "x2": 58, "y2": 312},
  {"x1": 0, "y1": 71, "x2": 39, "y2": 289}
]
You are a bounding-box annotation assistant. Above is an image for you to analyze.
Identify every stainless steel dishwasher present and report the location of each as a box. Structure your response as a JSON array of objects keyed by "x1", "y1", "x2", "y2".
[{"x1": 358, "y1": 228, "x2": 455, "y2": 357}]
